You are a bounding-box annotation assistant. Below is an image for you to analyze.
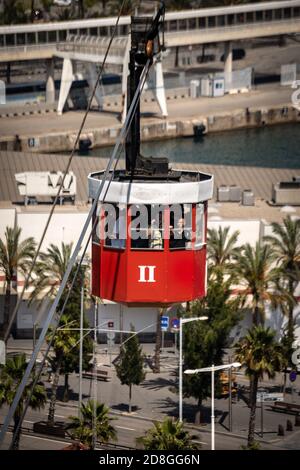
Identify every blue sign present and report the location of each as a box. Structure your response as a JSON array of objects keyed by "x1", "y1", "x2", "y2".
[
  {"x1": 161, "y1": 316, "x2": 169, "y2": 331},
  {"x1": 171, "y1": 318, "x2": 180, "y2": 330},
  {"x1": 290, "y1": 370, "x2": 297, "y2": 383}
]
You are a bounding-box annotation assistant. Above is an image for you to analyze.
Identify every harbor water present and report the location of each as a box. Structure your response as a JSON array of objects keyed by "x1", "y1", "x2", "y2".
[{"x1": 86, "y1": 123, "x2": 300, "y2": 169}]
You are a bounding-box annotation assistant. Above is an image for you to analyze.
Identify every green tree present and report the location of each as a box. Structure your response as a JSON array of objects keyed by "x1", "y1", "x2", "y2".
[
  {"x1": 207, "y1": 226, "x2": 240, "y2": 279},
  {"x1": 0, "y1": 226, "x2": 36, "y2": 341},
  {"x1": 0, "y1": 1, "x2": 27, "y2": 25},
  {"x1": 182, "y1": 276, "x2": 241, "y2": 411},
  {"x1": 235, "y1": 325, "x2": 285, "y2": 448},
  {"x1": 115, "y1": 325, "x2": 145, "y2": 413},
  {"x1": 31, "y1": 242, "x2": 93, "y2": 414},
  {"x1": 264, "y1": 216, "x2": 300, "y2": 356},
  {"x1": 235, "y1": 242, "x2": 287, "y2": 326},
  {"x1": 0, "y1": 353, "x2": 46, "y2": 449},
  {"x1": 46, "y1": 314, "x2": 77, "y2": 425},
  {"x1": 31, "y1": 242, "x2": 74, "y2": 302},
  {"x1": 137, "y1": 417, "x2": 200, "y2": 450},
  {"x1": 66, "y1": 399, "x2": 117, "y2": 449}
]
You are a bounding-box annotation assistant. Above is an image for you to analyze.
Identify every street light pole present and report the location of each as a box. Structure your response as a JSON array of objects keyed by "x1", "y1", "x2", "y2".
[
  {"x1": 211, "y1": 365, "x2": 215, "y2": 450},
  {"x1": 179, "y1": 316, "x2": 208, "y2": 423},
  {"x1": 78, "y1": 285, "x2": 84, "y2": 418},
  {"x1": 179, "y1": 318, "x2": 183, "y2": 422},
  {"x1": 185, "y1": 362, "x2": 241, "y2": 450}
]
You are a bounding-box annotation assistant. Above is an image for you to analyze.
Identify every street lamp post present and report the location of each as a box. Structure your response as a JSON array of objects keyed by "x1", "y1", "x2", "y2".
[
  {"x1": 185, "y1": 362, "x2": 241, "y2": 450},
  {"x1": 179, "y1": 316, "x2": 208, "y2": 423}
]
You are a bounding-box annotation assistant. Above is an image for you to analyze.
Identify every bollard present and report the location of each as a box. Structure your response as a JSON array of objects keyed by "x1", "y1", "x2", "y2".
[
  {"x1": 278, "y1": 424, "x2": 285, "y2": 436},
  {"x1": 286, "y1": 419, "x2": 293, "y2": 432}
]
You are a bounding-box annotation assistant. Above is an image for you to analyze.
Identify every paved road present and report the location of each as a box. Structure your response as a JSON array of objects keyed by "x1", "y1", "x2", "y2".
[
  {"x1": 1, "y1": 401, "x2": 294, "y2": 451},
  {"x1": 0, "y1": 84, "x2": 295, "y2": 139}
]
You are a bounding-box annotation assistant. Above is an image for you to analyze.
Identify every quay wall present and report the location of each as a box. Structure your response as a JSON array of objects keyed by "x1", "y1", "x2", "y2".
[{"x1": 0, "y1": 104, "x2": 299, "y2": 153}]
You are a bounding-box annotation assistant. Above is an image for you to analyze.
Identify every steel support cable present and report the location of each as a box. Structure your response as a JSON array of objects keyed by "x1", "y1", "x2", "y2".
[
  {"x1": 3, "y1": 0, "x2": 129, "y2": 344},
  {"x1": 6, "y1": 91, "x2": 136, "y2": 449},
  {"x1": 0, "y1": 59, "x2": 151, "y2": 448},
  {"x1": 7, "y1": 144, "x2": 125, "y2": 450}
]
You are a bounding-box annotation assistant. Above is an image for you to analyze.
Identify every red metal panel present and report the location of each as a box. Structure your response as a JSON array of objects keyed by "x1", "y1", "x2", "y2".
[
  {"x1": 194, "y1": 247, "x2": 207, "y2": 299},
  {"x1": 91, "y1": 243, "x2": 100, "y2": 298},
  {"x1": 167, "y1": 250, "x2": 195, "y2": 303},
  {"x1": 100, "y1": 248, "x2": 127, "y2": 303},
  {"x1": 125, "y1": 250, "x2": 167, "y2": 303}
]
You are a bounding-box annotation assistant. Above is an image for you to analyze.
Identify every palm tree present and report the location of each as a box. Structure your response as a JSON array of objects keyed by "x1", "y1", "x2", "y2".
[
  {"x1": 235, "y1": 242, "x2": 287, "y2": 326},
  {"x1": 207, "y1": 226, "x2": 240, "y2": 279},
  {"x1": 137, "y1": 417, "x2": 200, "y2": 450},
  {"x1": 0, "y1": 353, "x2": 46, "y2": 449},
  {"x1": 66, "y1": 400, "x2": 117, "y2": 449},
  {"x1": 31, "y1": 242, "x2": 91, "y2": 424},
  {"x1": 31, "y1": 242, "x2": 73, "y2": 303},
  {"x1": 46, "y1": 314, "x2": 77, "y2": 425},
  {"x1": 264, "y1": 216, "x2": 300, "y2": 353},
  {"x1": 0, "y1": 226, "x2": 36, "y2": 341},
  {"x1": 235, "y1": 325, "x2": 285, "y2": 448}
]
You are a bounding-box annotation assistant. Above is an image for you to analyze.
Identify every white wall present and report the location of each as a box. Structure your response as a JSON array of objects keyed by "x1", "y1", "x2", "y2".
[
  {"x1": 0, "y1": 208, "x2": 16, "y2": 238},
  {"x1": 208, "y1": 219, "x2": 262, "y2": 247},
  {"x1": 16, "y1": 211, "x2": 91, "y2": 254}
]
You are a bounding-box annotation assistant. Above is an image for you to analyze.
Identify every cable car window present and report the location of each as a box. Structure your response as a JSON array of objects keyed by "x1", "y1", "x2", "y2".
[
  {"x1": 92, "y1": 204, "x2": 100, "y2": 246},
  {"x1": 284, "y1": 8, "x2": 291, "y2": 19},
  {"x1": 275, "y1": 9, "x2": 282, "y2": 20},
  {"x1": 170, "y1": 204, "x2": 192, "y2": 251},
  {"x1": 130, "y1": 204, "x2": 164, "y2": 251},
  {"x1": 103, "y1": 203, "x2": 126, "y2": 249},
  {"x1": 294, "y1": 7, "x2": 300, "y2": 17},
  {"x1": 195, "y1": 203, "x2": 205, "y2": 249}
]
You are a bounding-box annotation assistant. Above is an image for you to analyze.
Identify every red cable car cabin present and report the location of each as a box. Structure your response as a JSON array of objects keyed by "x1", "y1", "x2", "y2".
[
  {"x1": 88, "y1": 5, "x2": 214, "y2": 307},
  {"x1": 89, "y1": 170, "x2": 214, "y2": 307}
]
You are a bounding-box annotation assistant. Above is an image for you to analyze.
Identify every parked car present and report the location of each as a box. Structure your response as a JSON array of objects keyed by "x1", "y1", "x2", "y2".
[
  {"x1": 53, "y1": 0, "x2": 72, "y2": 6},
  {"x1": 220, "y1": 48, "x2": 246, "y2": 62}
]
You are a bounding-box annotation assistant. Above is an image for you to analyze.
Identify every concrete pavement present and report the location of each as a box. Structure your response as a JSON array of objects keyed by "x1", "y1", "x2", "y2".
[
  {"x1": 3, "y1": 339, "x2": 300, "y2": 450},
  {"x1": 0, "y1": 84, "x2": 296, "y2": 140}
]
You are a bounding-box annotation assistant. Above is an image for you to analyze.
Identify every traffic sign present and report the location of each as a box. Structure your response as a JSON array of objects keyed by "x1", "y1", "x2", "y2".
[
  {"x1": 257, "y1": 392, "x2": 284, "y2": 403},
  {"x1": 171, "y1": 318, "x2": 180, "y2": 330},
  {"x1": 290, "y1": 370, "x2": 297, "y2": 382},
  {"x1": 161, "y1": 316, "x2": 169, "y2": 331}
]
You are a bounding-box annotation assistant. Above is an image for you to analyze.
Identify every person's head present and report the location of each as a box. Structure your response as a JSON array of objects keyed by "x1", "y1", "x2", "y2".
[{"x1": 177, "y1": 217, "x2": 185, "y2": 229}]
